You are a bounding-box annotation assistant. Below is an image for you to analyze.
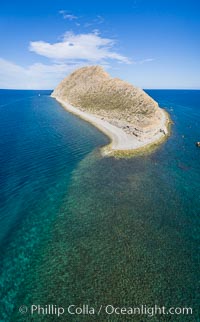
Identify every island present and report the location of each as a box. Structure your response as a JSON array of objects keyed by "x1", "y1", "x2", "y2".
[{"x1": 51, "y1": 66, "x2": 171, "y2": 156}]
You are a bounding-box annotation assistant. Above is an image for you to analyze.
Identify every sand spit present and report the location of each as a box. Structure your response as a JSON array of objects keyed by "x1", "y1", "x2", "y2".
[{"x1": 53, "y1": 97, "x2": 170, "y2": 156}]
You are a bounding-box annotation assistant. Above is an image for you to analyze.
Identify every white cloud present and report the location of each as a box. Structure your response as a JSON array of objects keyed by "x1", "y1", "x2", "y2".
[
  {"x1": 0, "y1": 58, "x2": 84, "y2": 89},
  {"x1": 138, "y1": 58, "x2": 155, "y2": 64},
  {"x1": 1, "y1": 31, "x2": 131, "y2": 89},
  {"x1": 84, "y1": 15, "x2": 105, "y2": 28},
  {"x1": 29, "y1": 32, "x2": 130, "y2": 64},
  {"x1": 96, "y1": 15, "x2": 104, "y2": 24},
  {"x1": 59, "y1": 10, "x2": 78, "y2": 20}
]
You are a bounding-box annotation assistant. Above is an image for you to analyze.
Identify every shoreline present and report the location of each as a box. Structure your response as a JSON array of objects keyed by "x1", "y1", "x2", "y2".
[{"x1": 52, "y1": 96, "x2": 171, "y2": 157}]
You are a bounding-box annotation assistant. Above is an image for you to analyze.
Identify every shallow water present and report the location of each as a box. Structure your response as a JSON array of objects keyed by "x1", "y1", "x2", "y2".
[{"x1": 0, "y1": 90, "x2": 200, "y2": 321}]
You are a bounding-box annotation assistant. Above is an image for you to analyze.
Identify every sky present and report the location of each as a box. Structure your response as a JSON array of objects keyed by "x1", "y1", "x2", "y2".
[{"x1": 0, "y1": 0, "x2": 200, "y2": 89}]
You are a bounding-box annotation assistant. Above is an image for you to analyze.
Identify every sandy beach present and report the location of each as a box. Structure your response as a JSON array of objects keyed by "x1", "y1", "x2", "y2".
[{"x1": 54, "y1": 97, "x2": 170, "y2": 155}]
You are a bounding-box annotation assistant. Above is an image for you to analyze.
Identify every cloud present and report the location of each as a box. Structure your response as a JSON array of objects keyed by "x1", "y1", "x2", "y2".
[
  {"x1": 84, "y1": 15, "x2": 105, "y2": 28},
  {"x1": 29, "y1": 31, "x2": 130, "y2": 64},
  {"x1": 1, "y1": 31, "x2": 130, "y2": 89},
  {"x1": 0, "y1": 58, "x2": 84, "y2": 89},
  {"x1": 138, "y1": 58, "x2": 155, "y2": 64},
  {"x1": 59, "y1": 10, "x2": 78, "y2": 20},
  {"x1": 95, "y1": 15, "x2": 105, "y2": 24},
  {"x1": 0, "y1": 58, "x2": 112, "y2": 89}
]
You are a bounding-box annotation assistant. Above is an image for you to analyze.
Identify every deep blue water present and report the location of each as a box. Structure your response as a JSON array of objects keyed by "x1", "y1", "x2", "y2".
[
  {"x1": 0, "y1": 90, "x2": 108, "y2": 243},
  {"x1": 0, "y1": 89, "x2": 199, "y2": 321}
]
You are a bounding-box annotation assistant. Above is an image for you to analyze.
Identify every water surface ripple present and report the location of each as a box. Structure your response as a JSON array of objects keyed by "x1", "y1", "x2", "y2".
[{"x1": 0, "y1": 90, "x2": 199, "y2": 321}]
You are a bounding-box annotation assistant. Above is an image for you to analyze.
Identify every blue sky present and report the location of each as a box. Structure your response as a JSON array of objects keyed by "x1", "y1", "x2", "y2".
[{"x1": 0, "y1": 0, "x2": 199, "y2": 89}]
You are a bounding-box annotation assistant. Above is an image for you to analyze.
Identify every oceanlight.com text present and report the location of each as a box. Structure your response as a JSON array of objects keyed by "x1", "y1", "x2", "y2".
[{"x1": 18, "y1": 304, "x2": 193, "y2": 318}]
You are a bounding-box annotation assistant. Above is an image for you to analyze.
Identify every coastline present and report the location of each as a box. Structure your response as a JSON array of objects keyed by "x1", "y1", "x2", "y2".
[{"x1": 52, "y1": 96, "x2": 171, "y2": 157}]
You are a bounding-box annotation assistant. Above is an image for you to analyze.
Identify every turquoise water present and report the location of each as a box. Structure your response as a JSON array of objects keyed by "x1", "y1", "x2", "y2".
[{"x1": 0, "y1": 90, "x2": 199, "y2": 321}]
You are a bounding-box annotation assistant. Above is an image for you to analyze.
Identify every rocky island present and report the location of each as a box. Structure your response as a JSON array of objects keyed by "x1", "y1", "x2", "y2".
[{"x1": 51, "y1": 66, "x2": 171, "y2": 156}]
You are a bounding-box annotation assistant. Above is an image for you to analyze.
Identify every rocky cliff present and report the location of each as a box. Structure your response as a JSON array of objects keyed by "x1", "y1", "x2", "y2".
[{"x1": 51, "y1": 66, "x2": 169, "y2": 140}]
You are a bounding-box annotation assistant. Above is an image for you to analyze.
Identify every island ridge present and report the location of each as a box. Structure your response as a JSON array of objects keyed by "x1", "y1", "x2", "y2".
[{"x1": 51, "y1": 66, "x2": 171, "y2": 155}]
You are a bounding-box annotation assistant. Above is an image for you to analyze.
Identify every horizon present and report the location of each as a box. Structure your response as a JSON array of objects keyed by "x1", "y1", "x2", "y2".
[
  {"x1": 1, "y1": 88, "x2": 200, "y2": 91},
  {"x1": 1, "y1": 87, "x2": 200, "y2": 91},
  {"x1": 0, "y1": 0, "x2": 200, "y2": 90}
]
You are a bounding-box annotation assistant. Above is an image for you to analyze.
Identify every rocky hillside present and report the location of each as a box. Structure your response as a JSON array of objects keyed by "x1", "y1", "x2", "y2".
[{"x1": 51, "y1": 66, "x2": 167, "y2": 138}]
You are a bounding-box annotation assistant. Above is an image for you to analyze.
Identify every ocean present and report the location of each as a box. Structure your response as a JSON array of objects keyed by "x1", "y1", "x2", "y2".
[{"x1": 0, "y1": 89, "x2": 199, "y2": 321}]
